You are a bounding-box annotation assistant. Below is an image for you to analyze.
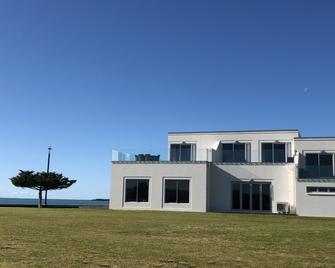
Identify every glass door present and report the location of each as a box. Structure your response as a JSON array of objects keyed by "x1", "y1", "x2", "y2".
[
  {"x1": 252, "y1": 184, "x2": 260, "y2": 210},
  {"x1": 232, "y1": 182, "x2": 271, "y2": 212}
]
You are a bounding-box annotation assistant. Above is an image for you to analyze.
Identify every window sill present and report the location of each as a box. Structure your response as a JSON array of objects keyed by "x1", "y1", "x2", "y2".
[
  {"x1": 307, "y1": 193, "x2": 335, "y2": 196},
  {"x1": 163, "y1": 203, "x2": 191, "y2": 209},
  {"x1": 123, "y1": 202, "x2": 150, "y2": 208}
]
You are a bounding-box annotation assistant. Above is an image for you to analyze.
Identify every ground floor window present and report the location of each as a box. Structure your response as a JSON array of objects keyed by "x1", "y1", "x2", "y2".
[
  {"x1": 307, "y1": 186, "x2": 335, "y2": 193},
  {"x1": 125, "y1": 179, "x2": 149, "y2": 202},
  {"x1": 165, "y1": 179, "x2": 190, "y2": 203},
  {"x1": 232, "y1": 182, "x2": 271, "y2": 211}
]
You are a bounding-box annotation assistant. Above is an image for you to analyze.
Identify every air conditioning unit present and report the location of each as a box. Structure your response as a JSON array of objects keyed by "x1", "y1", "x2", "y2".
[{"x1": 277, "y1": 202, "x2": 289, "y2": 214}]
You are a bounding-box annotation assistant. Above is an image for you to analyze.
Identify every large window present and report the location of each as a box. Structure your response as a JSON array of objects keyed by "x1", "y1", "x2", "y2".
[
  {"x1": 222, "y1": 143, "x2": 248, "y2": 162},
  {"x1": 305, "y1": 153, "x2": 334, "y2": 178},
  {"x1": 170, "y1": 144, "x2": 195, "y2": 161},
  {"x1": 165, "y1": 179, "x2": 190, "y2": 203},
  {"x1": 125, "y1": 179, "x2": 149, "y2": 202},
  {"x1": 262, "y1": 143, "x2": 287, "y2": 163},
  {"x1": 231, "y1": 182, "x2": 271, "y2": 211}
]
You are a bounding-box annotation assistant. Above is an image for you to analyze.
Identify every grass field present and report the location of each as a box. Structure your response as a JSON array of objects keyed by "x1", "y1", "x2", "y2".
[{"x1": 0, "y1": 208, "x2": 335, "y2": 267}]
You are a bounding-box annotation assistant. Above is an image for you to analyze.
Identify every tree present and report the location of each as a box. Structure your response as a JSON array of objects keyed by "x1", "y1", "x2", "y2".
[
  {"x1": 38, "y1": 172, "x2": 76, "y2": 206},
  {"x1": 10, "y1": 170, "x2": 76, "y2": 208}
]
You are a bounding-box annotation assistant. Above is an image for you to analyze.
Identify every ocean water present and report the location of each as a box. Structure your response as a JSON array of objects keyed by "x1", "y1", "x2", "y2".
[{"x1": 0, "y1": 198, "x2": 109, "y2": 207}]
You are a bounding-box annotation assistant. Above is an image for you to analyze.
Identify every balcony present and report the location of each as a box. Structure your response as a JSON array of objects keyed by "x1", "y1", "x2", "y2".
[
  {"x1": 298, "y1": 166, "x2": 335, "y2": 179},
  {"x1": 111, "y1": 148, "x2": 213, "y2": 162}
]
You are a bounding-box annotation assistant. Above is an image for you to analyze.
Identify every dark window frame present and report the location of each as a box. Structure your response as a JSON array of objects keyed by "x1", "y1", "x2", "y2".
[
  {"x1": 231, "y1": 181, "x2": 271, "y2": 211},
  {"x1": 164, "y1": 179, "x2": 190, "y2": 204},
  {"x1": 169, "y1": 144, "x2": 195, "y2": 161},
  {"x1": 125, "y1": 178, "x2": 149, "y2": 203},
  {"x1": 222, "y1": 143, "x2": 248, "y2": 163},
  {"x1": 261, "y1": 143, "x2": 287, "y2": 163}
]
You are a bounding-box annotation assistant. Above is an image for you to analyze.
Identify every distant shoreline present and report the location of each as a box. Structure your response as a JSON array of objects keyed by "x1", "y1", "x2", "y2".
[{"x1": 0, "y1": 198, "x2": 109, "y2": 208}]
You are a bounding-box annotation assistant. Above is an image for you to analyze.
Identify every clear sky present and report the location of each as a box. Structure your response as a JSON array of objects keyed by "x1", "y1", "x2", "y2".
[{"x1": 0, "y1": 0, "x2": 335, "y2": 199}]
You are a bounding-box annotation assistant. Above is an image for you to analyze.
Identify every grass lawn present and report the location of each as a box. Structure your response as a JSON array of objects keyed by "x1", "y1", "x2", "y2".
[{"x1": 0, "y1": 208, "x2": 335, "y2": 267}]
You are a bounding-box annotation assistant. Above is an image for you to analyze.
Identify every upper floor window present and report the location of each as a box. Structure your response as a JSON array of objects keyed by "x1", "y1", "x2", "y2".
[
  {"x1": 262, "y1": 143, "x2": 288, "y2": 163},
  {"x1": 222, "y1": 143, "x2": 249, "y2": 162},
  {"x1": 305, "y1": 153, "x2": 334, "y2": 178},
  {"x1": 170, "y1": 143, "x2": 195, "y2": 161}
]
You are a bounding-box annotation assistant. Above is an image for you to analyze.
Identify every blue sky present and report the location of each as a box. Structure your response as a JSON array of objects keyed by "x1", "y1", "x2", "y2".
[{"x1": 0, "y1": 0, "x2": 335, "y2": 199}]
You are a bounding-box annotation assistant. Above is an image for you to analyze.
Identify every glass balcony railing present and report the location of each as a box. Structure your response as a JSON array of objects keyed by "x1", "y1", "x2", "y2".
[
  {"x1": 111, "y1": 148, "x2": 214, "y2": 162},
  {"x1": 298, "y1": 166, "x2": 335, "y2": 178}
]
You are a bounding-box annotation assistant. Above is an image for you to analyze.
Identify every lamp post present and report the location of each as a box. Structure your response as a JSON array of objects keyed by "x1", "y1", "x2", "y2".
[
  {"x1": 45, "y1": 146, "x2": 52, "y2": 207},
  {"x1": 47, "y1": 146, "x2": 52, "y2": 173}
]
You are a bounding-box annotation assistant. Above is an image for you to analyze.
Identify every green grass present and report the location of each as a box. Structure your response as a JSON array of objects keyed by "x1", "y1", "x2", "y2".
[{"x1": 0, "y1": 208, "x2": 335, "y2": 267}]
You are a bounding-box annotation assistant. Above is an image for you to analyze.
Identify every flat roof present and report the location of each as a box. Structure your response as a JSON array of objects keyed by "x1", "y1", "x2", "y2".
[
  {"x1": 168, "y1": 129, "x2": 300, "y2": 135},
  {"x1": 295, "y1": 136, "x2": 335, "y2": 141}
]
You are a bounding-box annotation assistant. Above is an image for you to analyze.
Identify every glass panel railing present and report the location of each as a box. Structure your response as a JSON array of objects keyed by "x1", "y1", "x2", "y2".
[
  {"x1": 298, "y1": 165, "x2": 334, "y2": 178},
  {"x1": 111, "y1": 148, "x2": 213, "y2": 162}
]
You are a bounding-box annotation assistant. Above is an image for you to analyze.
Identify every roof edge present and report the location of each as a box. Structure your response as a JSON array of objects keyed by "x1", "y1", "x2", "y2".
[
  {"x1": 295, "y1": 136, "x2": 335, "y2": 140},
  {"x1": 168, "y1": 129, "x2": 300, "y2": 135}
]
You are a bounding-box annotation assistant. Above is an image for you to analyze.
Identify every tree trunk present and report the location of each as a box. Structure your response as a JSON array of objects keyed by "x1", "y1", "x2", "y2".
[
  {"x1": 44, "y1": 190, "x2": 48, "y2": 206},
  {"x1": 38, "y1": 188, "x2": 42, "y2": 208}
]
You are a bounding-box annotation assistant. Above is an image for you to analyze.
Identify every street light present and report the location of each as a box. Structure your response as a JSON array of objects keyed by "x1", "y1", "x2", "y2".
[{"x1": 47, "y1": 146, "x2": 52, "y2": 173}]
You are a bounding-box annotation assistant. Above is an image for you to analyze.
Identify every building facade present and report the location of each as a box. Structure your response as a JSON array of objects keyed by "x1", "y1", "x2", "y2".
[{"x1": 110, "y1": 129, "x2": 335, "y2": 217}]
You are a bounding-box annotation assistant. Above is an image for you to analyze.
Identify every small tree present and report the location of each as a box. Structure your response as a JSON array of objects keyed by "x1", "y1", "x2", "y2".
[{"x1": 10, "y1": 170, "x2": 76, "y2": 208}]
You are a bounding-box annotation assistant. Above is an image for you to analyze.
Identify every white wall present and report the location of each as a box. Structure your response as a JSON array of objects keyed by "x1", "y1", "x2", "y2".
[
  {"x1": 296, "y1": 181, "x2": 335, "y2": 217},
  {"x1": 168, "y1": 131, "x2": 299, "y2": 162},
  {"x1": 110, "y1": 163, "x2": 208, "y2": 212},
  {"x1": 295, "y1": 138, "x2": 335, "y2": 153},
  {"x1": 208, "y1": 163, "x2": 297, "y2": 213}
]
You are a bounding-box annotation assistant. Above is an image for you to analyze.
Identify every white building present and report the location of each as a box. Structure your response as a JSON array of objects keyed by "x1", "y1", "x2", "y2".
[{"x1": 110, "y1": 129, "x2": 335, "y2": 217}]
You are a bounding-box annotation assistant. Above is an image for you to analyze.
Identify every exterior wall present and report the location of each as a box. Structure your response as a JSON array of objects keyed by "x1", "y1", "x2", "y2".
[
  {"x1": 209, "y1": 163, "x2": 297, "y2": 213},
  {"x1": 295, "y1": 138, "x2": 335, "y2": 152},
  {"x1": 110, "y1": 162, "x2": 208, "y2": 212},
  {"x1": 296, "y1": 180, "x2": 335, "y2": 217},
  {"x1": 168, "y1": 130, "x2": 299, "y2": 162}
]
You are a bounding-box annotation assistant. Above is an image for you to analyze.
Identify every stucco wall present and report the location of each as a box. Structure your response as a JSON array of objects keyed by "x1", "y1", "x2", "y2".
[
  {"x1": 296, "y1": 180, "x2": 335, "y2": 217},
  {"x1": 110, "y1": 162, "x2": 208, "y2": 212},
  {"x1": 168, "y1": 131, "x2": 299, "y2": 162},
  {"x1": 208, "y1": 163, "x2": 297, "y2": 213}
]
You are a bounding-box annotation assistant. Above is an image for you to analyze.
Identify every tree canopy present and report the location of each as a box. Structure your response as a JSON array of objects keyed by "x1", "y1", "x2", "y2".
[{"x1": 10, "y1": 170, "x2": 76, "y2": 208}]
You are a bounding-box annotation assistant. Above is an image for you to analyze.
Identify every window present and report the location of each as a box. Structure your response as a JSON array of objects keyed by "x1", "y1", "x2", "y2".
[
  {"x1": 305, "y1": 153, "x2": 334, "y2": 178},
  {"x1": 306, "y1": 186, "x2": 335, "y2": 193},
  {"x1": 222, "y1": 143, "x2": 248, "y2": 162},
  {"x1": 242, "y1": 183, "x2": 250, "y2": 210},
  {"x1": 306, "y1": 154, "x2": 319, "y2": 178},
  {"x1": 262, "y1": 184, "x2": 271, "y2": 211},
  {"x1": 165, "y1": 179, "x2": 190, "y2": 203},
  {"x1": 231, "y1": 182, "x2": 271, "y2": 211},
  {"x1": 262, "y1": 143, "x2": 287, "y2": 163},
  {"x1": 252, "y1": 184, "x2": 260, "y2": 210},
  {"x1": 320, "y1": 154, "x2": 333, "y2": 177},
  {"x1": 170, "y1": 144, "x2": 195, "y2": 161},
  {"x1": 125, "y1": 179, "x2": 149, "y2": 202},
  {"x1": 232, "y1": 183, "x2": 240, "y2": 209}
]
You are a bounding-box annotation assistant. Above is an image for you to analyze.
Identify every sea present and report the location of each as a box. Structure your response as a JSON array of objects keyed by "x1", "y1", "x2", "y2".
[{"x1": 0, "y1": 198, "x2": 109, "y2": 208}]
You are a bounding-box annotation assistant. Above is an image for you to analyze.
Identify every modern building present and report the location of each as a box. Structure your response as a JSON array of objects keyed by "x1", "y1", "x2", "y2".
[{"x1": 110, "y1": 129, "x2": 335, "y2": 217}]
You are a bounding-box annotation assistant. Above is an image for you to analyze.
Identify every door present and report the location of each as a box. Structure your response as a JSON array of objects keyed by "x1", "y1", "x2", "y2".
[{"x1": 232, "y1": 182, "x2": 272, "y2": 212}]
